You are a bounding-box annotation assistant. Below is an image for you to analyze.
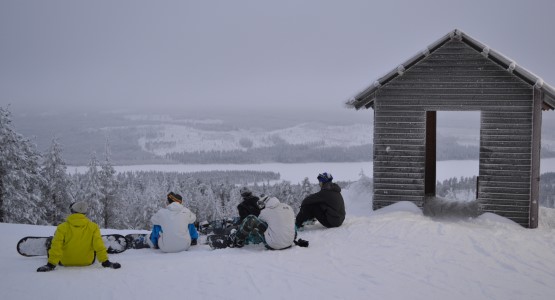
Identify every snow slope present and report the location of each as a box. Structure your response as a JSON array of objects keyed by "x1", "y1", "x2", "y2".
[{"x1": 2, "y1": 187, "x2": 555, "y2": 300}]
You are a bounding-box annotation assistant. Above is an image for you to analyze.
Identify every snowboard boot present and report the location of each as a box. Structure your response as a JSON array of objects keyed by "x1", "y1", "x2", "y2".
[
  {"x1": 302, "y1": 218, "x2": 317, "y2": 226},
  {"x1": 228, "y1": 229, "x2": 244, "y2": 248}
]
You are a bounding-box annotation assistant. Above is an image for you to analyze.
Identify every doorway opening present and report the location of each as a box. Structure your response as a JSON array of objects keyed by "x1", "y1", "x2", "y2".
[{"x1": 424, "y1": 111, "x2": 481, "y2": 217}]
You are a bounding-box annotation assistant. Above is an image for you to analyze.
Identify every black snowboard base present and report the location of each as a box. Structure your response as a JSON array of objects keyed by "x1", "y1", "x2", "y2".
[
  {"x1": 206, "y1": 234, "x2": 234, "y2": 249},
  {"x1": 199, "y1": 217, "x2": 240, "y2": 235},
  {"x1": 17, "y1": 234, "x2": 128, "y2": 257},
  {"x1": 124, "y1": 233, "x2": 152, "y2": 250}
]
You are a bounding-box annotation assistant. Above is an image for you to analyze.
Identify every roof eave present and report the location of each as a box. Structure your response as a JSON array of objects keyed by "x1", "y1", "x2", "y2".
[
  {"x1": 346, "y1": 30, "x2": 455, "y2": 110},
  {"x1": 346, "y1": 29, "x2": 555, "y2": 111}
]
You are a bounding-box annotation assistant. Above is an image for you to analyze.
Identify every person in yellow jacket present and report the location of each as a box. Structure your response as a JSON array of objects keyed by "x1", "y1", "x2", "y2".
[{"x1": 36, "y1": 201, "x2": 121, "y2": 272}]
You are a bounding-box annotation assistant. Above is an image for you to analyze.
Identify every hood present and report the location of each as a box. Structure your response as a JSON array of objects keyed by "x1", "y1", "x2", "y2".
[
  {"x1": 264, "y1": 197, "x2": 281, "y2": 209},
  {"x1": 243, "y1": 194, "x2": 259, "y2": 205},
  {"x1": 322, "y1": 182, "x2": 342, "y2": 193},
  {"x1": 66, "y1": 213, "x2": 89, "y2": 228},
  {"x1": 167, "y1": 202, "x2": 184, "y2": 211}
]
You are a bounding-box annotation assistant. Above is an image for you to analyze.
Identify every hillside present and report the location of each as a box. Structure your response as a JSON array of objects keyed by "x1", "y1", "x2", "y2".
[
  {"x1": 2, "y1": 185, "x2": 555, "y2": 300},
  {"x1": 10, "y1": 110, "x2": 555, "y2": 166}
]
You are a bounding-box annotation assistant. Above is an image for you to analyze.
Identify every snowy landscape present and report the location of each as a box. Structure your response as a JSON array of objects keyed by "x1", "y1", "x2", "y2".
[
  {"x1": 3, "y1": 1, "x2": 555, "y2": 299},
  {"x1": 2, "y1": 181, "x2": 555, "y2": 300}
]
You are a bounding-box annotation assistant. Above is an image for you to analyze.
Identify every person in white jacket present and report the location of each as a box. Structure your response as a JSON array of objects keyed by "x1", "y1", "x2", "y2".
[
  {"x1": 231, "y1": 195, "x2": 296, "y2": 250},
  {"x1": 150, "y1": 192, "x2": 197, "y2": 253}
]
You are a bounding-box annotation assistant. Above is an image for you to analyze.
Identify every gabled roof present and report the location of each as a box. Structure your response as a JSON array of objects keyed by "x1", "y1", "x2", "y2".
[{"x1": 347, "y1": 29, "x2": 555, "y2": 111}]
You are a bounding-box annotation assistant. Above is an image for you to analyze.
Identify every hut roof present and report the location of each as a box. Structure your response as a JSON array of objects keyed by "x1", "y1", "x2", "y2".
[{"x1": 347, "y1": 29, "x2": 555, "y2": 111}]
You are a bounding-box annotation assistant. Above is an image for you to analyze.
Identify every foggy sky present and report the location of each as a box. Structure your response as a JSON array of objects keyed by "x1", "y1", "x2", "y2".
[{"x1": 1, "y1": 0, "x2": 555, "y2": 115}]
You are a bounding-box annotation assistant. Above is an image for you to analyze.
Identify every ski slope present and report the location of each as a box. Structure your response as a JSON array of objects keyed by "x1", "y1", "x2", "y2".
[{"x1": 2, "y1": 185, "x2": 555, "y2": 300}]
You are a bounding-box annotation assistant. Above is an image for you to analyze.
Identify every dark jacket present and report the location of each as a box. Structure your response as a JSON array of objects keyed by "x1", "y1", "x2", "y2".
[
  {"x1": 237, "y1": 194, "x2": 261, "y2": 222},
  {"x1": 301, "y1": 182, "x2": 345, "y2": 227}
]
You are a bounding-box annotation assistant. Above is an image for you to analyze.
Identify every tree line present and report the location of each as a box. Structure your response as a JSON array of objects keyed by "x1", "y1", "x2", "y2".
[{"x1": 165, "y1": 143, "x2": 374, "y2": 164}]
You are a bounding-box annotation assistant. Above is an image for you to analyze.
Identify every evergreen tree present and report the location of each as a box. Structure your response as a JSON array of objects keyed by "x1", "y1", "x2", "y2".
[
  {"x1": 40, "y1": 137, "x2": 73, "y2": 225},
  {"x1": 0, "y1": 106, "x2": 45, "y2": 224},
  {"x1": 299, "y1": 177, "x2": 313, "y2": 199},
  {"x1": 81, "y1": 152, "x2": 104, "y2": 225},
  {"x1": 274, "y1": 181, "x2": 297, "y2": 212},
  {"x1": 135, "y1": 180, "x2": 165, "y2": 230},
  {"x1": 116, "y1": 173, "x2": 154, "y2": 229},
  {"x1": 193, "y1": 183, "x2": 219, "y2": 222},
  {"x1": 99, "y1": 139, "x2": 119, "y2": 228},
  {"x1": 223, "y1": 186, "x2": 241, "y2": 219}
]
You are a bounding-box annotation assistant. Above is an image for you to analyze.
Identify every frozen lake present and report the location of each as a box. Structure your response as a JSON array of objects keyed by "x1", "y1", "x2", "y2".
[{"x1": 68, "y1": 158, "x2": 555, "y2": 184}]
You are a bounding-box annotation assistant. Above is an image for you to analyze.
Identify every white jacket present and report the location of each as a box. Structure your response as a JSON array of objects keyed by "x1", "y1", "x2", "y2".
[
  {"x1": 151, "y1": 202, "x2": 196, "y2": 253},
  {"x1": 258, "y1": 197, "x2": 296, "y2": 250}
]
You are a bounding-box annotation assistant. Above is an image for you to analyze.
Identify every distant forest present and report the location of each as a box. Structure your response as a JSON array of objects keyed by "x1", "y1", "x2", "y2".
[
  {"x1": 165, "y1": 135, "x2": 555, "y2": 164},
  {"x1": 166, "y1": 144, "x2": 374, "y2": 164}
]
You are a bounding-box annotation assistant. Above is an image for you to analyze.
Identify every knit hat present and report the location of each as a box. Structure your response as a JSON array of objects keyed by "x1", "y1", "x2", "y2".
[
  {"x1": 239, "y1": 187, "x2": 252, "y2": 197},
  {"x1": 317, "y1": 172, "x2": 333, "y2": 183},
  {"x1": 167, "y1": 192, "x2": 183, "y2": 204},
  {"x1": 70, "y1": 201, "x2": 88, "y2": 214}
]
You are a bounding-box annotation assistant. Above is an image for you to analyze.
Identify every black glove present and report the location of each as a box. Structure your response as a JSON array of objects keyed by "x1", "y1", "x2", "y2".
[
  {"x1": 37, "y1": 263, "x2": 56, "y2": 272},
  {"x1": 294, "y1": 239, "x2": 309, "y2": 248},
  {"x1": 102, "y1": 260, "x2": 121, "y2": 269}
]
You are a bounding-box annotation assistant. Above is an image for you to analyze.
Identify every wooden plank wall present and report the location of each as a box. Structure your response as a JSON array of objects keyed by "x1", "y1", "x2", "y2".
[{"x1": 373, "y1": 40, "x2": 536, "y2": 227}]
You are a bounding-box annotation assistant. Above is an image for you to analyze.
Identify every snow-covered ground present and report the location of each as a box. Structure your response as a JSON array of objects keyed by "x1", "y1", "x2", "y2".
[{"x1": 2, "y1": 184, "x2": 555, "y2": 300}]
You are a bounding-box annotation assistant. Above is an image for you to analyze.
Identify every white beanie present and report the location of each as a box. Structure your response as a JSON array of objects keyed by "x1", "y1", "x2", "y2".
[{"x1": 70, "y1": 201, "x2": 88, "y2": 214}]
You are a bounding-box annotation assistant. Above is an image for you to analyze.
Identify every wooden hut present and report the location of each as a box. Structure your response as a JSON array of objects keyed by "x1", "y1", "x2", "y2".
[{"x1": 347, "y1": 29, "x2": 555, "y2": 228}]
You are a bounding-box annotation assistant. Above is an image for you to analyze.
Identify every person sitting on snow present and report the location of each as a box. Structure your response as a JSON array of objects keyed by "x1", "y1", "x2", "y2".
[
  {"x1": 237, "y1": 186, "x2": 261, "y2": 223},
  {"x1": 150, "y1": 192, "x2": 197, "y2": 252},
  {"x1": 36, "y1": 201, "x2": 121, "y2": 272},
  {"x1": 295, "y1": 172, "x2": 345, "y2": 230},
  {"x1": 229, "y1": 195, "x2": 296, "y2": 250}
]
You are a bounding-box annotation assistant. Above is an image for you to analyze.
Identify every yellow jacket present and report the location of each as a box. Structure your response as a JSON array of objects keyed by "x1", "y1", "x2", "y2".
[{"x1": 47, "y1": 213, "x2": 109, "y2": 266}]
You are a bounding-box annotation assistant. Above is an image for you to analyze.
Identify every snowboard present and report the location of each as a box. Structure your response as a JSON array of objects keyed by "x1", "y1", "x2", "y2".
[
  {"x1": 199, "y1": 217, "x2": 240, "y2": 235},
  {"x1": 206, "y1": 234, "x2": 233, "y2": 250},
  {"x1": 124, "y1": 233, "x2": 152, "y2": 249},
  {"x1": 17, "y1": 234, "x2": 128, "y2": 257}
]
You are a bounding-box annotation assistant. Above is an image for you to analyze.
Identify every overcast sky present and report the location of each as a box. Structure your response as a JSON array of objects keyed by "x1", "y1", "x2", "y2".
[{"x1": 1, "y1": 0, "x2": 554, "y2": 116}]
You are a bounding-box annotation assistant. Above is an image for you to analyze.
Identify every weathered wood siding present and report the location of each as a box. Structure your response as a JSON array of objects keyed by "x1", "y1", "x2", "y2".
[{"x1": 373, "y1": 39, "x2": 537, "y2": 227}]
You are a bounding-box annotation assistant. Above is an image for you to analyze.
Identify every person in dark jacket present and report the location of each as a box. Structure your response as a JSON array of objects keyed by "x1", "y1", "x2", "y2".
[
  {"x1": 237, "y1": 187, "x2": 261, "y2": 222},
  {"x1": 295, "y1": 172, "x2": 346, "y2": 229}
]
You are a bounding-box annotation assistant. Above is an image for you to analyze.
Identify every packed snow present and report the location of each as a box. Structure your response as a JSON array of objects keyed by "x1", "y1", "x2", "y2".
[{"x1": 2, "y1": 184, "x2": 555, "y2": 300}]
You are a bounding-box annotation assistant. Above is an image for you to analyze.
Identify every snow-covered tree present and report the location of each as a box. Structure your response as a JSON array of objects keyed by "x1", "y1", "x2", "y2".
[
  {"x1": 222, "y1": 186, "x2": 241, "y2": 219},
  {"x1": 274, "y1": 181, "x2": 298, "y2": 212},
  {"x1": 0, "y1": 106, "x2": 45, "y2": 224},
  {"x1": 296, "y1": 177, "x2": 314, "y2": 213},
  {"x1": 124, "y1": 178, "x2": 164, "y2": 230},
  {"x1": 99, "y1": 139, "x2": 119, "y2": 228},
  {"x1": 81, "y1": 152, "x2": 104, "y2": 225},
  {"x1": 192, "y1": 182, "x2": 220, "y2": 222},
  {"x1": 40, "y1": 137, "x2": 73, "y2": 225}
]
